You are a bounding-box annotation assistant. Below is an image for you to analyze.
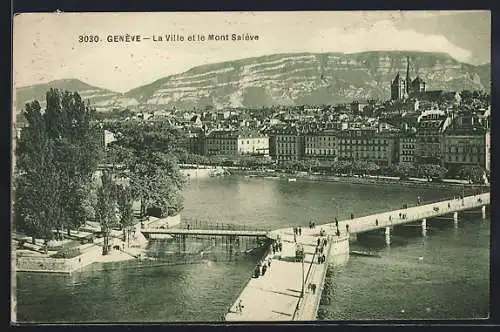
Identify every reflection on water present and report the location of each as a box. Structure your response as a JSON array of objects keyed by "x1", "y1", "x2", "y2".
[{"x1": 15, "y1": 177, "x2": 489, "y2": 322}]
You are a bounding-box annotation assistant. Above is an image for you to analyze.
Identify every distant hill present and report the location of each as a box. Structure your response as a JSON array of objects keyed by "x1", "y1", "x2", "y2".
[
  {"x1": 15, "y1": 51, "x2": 491, "y2": 113},
  {"x1": 15, "y1": 79, "x2": 139, "y2": 113}
]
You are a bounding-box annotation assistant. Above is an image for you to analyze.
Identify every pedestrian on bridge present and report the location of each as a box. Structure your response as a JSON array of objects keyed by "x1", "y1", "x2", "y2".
[
  {"x1": 298, "y1": 227, "x2": 302, "y2": 236},
  {"x1": 317, "y1": 238, "x2": 321, "y2": 246},
  {"x1": 351, "y1": 213, "x2": 354, "y2": 220},
  {"x1": 237, "y1": 300, "x2": 244, "y2": 313},
  {"x1": 336, "y1": 228, "x2": 340, "y2": 237},
  {"x1": 335, "y1": 218, "x2": 338, "y2": 228},
  {"x1": 311, "y1": 283, "x2": 316, "y2": 294},
  {"x1": 346, "y1": 224, "x2": 350, "y2": 233},
  {"x1": 375, "y1": 219, "x2": 379, "y2": 226},
  {"x1": 187, "y1": 224, "x2": 190, "y2": 231},
  {"x1": 323, "y1": 238, "x2": 328, "y2": 246}
]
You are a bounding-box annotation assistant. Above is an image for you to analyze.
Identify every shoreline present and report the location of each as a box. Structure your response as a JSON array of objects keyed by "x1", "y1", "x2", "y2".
[{"x1": 227, "y1": 169, "x2": 488, "y2": 190}]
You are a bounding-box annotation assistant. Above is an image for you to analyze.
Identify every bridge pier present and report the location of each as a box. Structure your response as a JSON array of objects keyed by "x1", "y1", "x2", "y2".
[
  {"x1": 481, "y1": 205, "x2": 486, "y2": 219},
  {"x1": 327, "y1": 235, "x2": 350, "y2": 266},
  {"x1": 385, "y1": 227, "x2": 391, "y2": 246},
  {"x1": 421, "y1": 218, "x2": 427, "y2": 237},
  {"x1": 453, "y1": 211, "x2": 458, "y2": 228}
]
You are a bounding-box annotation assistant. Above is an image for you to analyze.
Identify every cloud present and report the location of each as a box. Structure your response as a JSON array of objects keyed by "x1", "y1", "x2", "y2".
[{"x1": 311, "y1": 20, "x2": 472, "y2": 62}]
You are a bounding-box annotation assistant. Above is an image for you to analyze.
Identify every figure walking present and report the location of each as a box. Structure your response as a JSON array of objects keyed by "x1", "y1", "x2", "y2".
[{"x1": 237, "y1": 300, "x2": 244, "y2": 313}]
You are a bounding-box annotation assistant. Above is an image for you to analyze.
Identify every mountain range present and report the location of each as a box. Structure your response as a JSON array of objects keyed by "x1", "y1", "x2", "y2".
[{"x1": 14, "y1": 51, "x2": 491, "y2": 113}]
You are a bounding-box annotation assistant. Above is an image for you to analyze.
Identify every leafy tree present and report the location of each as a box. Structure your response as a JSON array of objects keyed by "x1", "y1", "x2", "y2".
[
  {"x1": 416, "y1": 164, "x2": 448, "y2": 181},
  {"x1": 457, "y1": 165, "x2": 486, "y2": 184},
  {"x1": 116, "y1": 184, "x2": 135, "y2": 246},
  {"x1": 14, "y1": 89, "x2": 102, "y2": 243},
  {"x1": 392, "y1": 163, "x2": 416, "y2": 179},
  {"x1": 331, "y1": 160, "x2": 353, "y2": 175},
  {"x1": 106, "y1": 121, "x2": 187, "y2": 219},
  {"x1": 14, "y1": 101, "x2": 64, "y2": 243},
  {"x1": 95, "y1": 171, "x2": 118, "y2": 255},
  {"x1": 44, "y1": 89, "x2": 102, "y2": 234}
]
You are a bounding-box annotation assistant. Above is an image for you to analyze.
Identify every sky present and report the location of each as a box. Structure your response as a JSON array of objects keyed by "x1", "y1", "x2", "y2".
[{"x1": 13, "y1": 11, "x2": 490, "y2": 93}]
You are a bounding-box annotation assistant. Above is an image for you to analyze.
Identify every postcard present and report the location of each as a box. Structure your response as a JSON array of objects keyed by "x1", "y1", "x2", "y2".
[{"x1": 12, "y1": 10, "x2": 491, "y2": 323}]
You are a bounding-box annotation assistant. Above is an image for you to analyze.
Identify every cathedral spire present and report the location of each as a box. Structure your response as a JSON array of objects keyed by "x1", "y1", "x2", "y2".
[{"x1": 405, "y1": 56, "x2": 411, "y2": 95}]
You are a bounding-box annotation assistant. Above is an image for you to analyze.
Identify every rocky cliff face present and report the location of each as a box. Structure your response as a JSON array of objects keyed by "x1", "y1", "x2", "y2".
[
  {"x1": 125, "y1": 51, "x2": 490, "y2": 109},
  {"x1": 16, "y1": 51, "x2": 490, "y2": 113}
]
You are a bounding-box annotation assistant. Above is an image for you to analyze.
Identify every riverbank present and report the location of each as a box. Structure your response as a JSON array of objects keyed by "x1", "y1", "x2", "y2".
[
  {"x1": 14, "y1": 214, "x2": 182, "y2": 274},
  {"x1": 229, "y1": 169, "x2": 488, "y2": 191}
]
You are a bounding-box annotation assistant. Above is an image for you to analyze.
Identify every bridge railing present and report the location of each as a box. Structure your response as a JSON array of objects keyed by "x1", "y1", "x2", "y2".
[
  {"x1": 314, "y1": 193, "x2": 489, "y2": 230},
  {"x1": 224, "y1": 241, "x2": 273, "y2": 320},
  {"x1": 310, "y1": 239, "x2": 333, "y2": 319},
  {"x1": 180, "y1": 219, "x2": 271, "y2": 232}
]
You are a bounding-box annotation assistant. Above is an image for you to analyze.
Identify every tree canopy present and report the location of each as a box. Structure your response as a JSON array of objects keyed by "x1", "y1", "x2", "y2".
[{"x1": 14, "y1": 89, "x2": 102, "y2": 242}]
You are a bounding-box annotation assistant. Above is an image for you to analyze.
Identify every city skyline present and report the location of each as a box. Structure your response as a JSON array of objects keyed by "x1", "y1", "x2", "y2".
[{"x1": 13, "y1": 11, "x2": 490, "y2": 93}]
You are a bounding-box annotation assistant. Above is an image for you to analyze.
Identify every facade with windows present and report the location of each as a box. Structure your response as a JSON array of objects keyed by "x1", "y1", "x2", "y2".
[
  {"x1": 269, "y1": 126, "x2": 305, "y2": 163},
  {"x1": 337, "y1": 128, "x2": 398, "y2": 167},
  {"x1": 442, "y1": 114, "x2": 490, "y2": 173},
  {"x1": 237, "y1": 136, "x2": 269, "y2": 156},
  {"x1": 414, "y1": 110, "x2": 452, "y2": 164},
  {"x1": 399, "y1": 133, "x2": 417, "y2": 164},
  {"x1": 205, "y1": 129, "x2": 269, "y2": 156},
  {"x1": 304, "y1": 130, "x2": 338, "y2": 161}
]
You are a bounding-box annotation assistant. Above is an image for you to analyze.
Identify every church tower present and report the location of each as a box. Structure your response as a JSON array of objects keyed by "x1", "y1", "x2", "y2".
[
  {"x1": 405, "y1": 56, "x2": 411, "y2": 99},
  {"x1": 391, "y1": 72, "x2": 406, "y2": 100}
]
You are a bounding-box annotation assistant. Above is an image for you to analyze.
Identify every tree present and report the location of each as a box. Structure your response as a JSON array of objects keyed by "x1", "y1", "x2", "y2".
[
  {"x1": 95, "y1": 171, "x2": 118, "y2": 255},
  {"x1": 392, "y1": 163, "x2": 416, "y2": 179},
  {"x1": 14, "y1": 89, "x2": 102, "y2": 244},
  {"x1": 331, "y1": 160, "x2": 352, "y2": 175},
  {"x1": 457, "y1": 165, "x2": 486, "y2": 184},
  {"x1": 14, "y1": 101, "x2": 63, "y2": 243},
  {"x1": 116, "y1": 184, "x2": 134, "y2": 246},
  {"x1": 44, "y1": 89, "x2": 102, "y2": 235},
  {"x1": 416, "y1": 164, "x2": 448, "y2": 181},
  {"x1": 106, "y1": 121, "x2": 187, "y2": 219}
]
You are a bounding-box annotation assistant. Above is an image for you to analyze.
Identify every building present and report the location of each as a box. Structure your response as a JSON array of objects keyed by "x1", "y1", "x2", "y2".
[
  {"x1": 269, "y1": 126, "x2": 305, "y2": 163},
  {"x1": 304, "y1": 130, "x2": 338, "y2": 161},
  {"x1": 204, "y1": 129, "x2": 269, "y2": 157},
  {"x1": 337, "y1": 128, "x2": 398, "y2": 167},
  {"x1": 185, "y1": 128, "x2": 206, "y2": 155},
  {"x1": 237, "y1": 134, "x2": 269, "y2": 156},
  {"x1": 399, "y1": 133, "x2": 417, "y2": 164},
  {"x1": 414, "y1": 109, "x2": 451, "y2": 164},
  {"x1": 99, "y1": 129, "x2": 117, "y2": 150},
  {"x1": 442, "y1": 113, "x2": 490, "y2": 173},
  {"x1": 391, "y1": 57, "x2": 427, "y2": 101},
  {"x1": 205, "y1": 129, "x2": 239, "y2": 156}
]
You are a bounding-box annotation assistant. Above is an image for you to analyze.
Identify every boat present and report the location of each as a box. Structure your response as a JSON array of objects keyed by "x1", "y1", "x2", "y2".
[
  {"x1": 350, "y1": 250, "x2": 381, "y2": 258},
  {"x1": 288, "y1": 178, "x2": 297, "y2": 182}
]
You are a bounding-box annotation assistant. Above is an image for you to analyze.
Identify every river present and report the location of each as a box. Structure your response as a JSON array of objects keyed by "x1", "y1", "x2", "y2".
[{"x1": 15, "y1": 176, "x2": 489, "y2": 322}]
